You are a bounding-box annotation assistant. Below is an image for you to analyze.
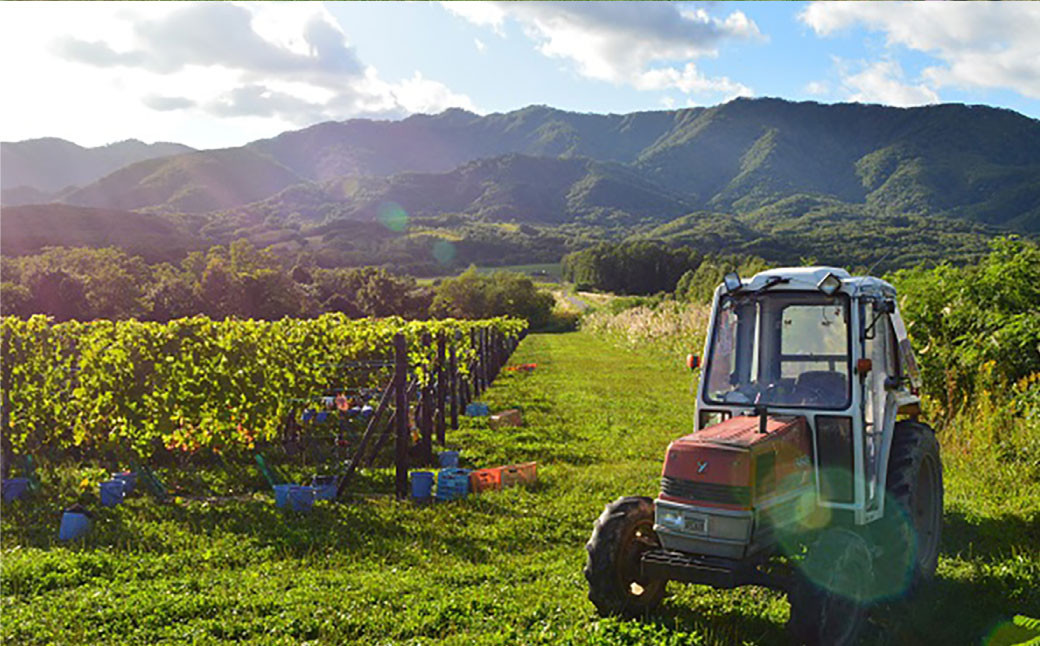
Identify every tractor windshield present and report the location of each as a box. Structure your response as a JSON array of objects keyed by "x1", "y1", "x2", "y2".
[{"x1": 704, "y1": 291, "x2": 851, "y2": 409}]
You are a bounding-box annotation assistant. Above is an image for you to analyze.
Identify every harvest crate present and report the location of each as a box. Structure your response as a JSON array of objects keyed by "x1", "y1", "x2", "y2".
[
  {"x1": 436, "y1": 467, "x2": 471, "y2": 501},
  {"x1": 500, "y1": 462, "x2": 537, "y2": 489},
  {"x1": 469, "y1": 467, "x2": 502, "y2": 493}
]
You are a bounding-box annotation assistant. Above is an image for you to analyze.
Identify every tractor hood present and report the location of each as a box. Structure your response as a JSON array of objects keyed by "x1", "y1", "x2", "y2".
[{"x1": 660, "y1": 415, "x2": 811, "y2": 509}]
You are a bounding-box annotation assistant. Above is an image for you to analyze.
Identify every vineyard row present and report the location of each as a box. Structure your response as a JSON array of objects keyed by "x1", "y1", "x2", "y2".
[{"x1": 0, "y1": 314, "x2": 527, "y2": 465}]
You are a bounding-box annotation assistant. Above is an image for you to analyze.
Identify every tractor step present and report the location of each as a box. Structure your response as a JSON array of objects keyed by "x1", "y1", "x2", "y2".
[{"x1": 641, "y1": 549, "x2": 788, "y2": 591}]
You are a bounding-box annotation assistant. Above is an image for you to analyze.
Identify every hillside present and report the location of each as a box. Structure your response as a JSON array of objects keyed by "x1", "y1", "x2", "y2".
[
  {"x1": 61, "y1": 148, "x2": 302, "y2": 213},
  {"x1": 0, "y1": 204, "x2": 203, "y2": 262},
  {"x1": 3, "y1": 99, "x2": 1038, "y2": 270},
  {"x1": 44, "y1": 99, "x2": 1040, "y2": 228},
  {"x1": 232, "y1": 154, "x2": 694, "y2": 226},
  {"x1": 0, "y1": 138, "x2": 193, "y2": 197}
]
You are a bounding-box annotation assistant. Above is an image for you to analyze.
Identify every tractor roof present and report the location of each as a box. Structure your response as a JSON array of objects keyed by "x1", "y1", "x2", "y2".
[{"x1": 744, "y1": 266, "x2": 896, "y2": 297}]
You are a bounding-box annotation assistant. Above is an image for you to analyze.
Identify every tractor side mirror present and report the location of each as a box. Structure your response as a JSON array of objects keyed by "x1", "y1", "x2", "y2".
[
  {"x1": 875, "y1": 298, "x2": 896, "y2": 314},
  {"x1": 686, "y1": 354, "x2": 700, "y2": 371}
]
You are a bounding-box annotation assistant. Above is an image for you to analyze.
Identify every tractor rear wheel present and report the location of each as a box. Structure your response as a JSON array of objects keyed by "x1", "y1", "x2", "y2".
[
  {"x1": 788, "y1": 527, "x2": 874, "y2": 646},
  {"x1": 874, "y1": 420, "x2": 943, "y2": 596},
  {"x1": 585, "y1": 496, "x2": 666, "y2": 616}
]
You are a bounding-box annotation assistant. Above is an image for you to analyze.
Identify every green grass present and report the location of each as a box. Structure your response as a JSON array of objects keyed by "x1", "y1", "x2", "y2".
[
  {"x1": 475, "y1": 263, "x2": 562, "y2": 280},
  {"x1": 2, "y1": 332, "x2": 1038, "y2": 644}
]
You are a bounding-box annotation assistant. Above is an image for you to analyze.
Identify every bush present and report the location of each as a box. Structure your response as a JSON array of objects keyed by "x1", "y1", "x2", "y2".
[{"x1": 431, "y1": 267, "x2": 555, "y2": 328}]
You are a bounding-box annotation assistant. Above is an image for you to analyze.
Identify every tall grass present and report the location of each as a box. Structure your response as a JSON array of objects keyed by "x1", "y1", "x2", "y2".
[{"x1": 580, "y1": 301, "x2": 711, "y2": 361}]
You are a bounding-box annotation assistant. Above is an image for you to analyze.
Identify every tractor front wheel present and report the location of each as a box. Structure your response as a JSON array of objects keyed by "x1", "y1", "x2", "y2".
[
  {"x1": 788, "y1": 527, "x2": 875, "y2": 646},
  {"x1": 585, "y1": 496, "x2": 666, "y2": 616}
]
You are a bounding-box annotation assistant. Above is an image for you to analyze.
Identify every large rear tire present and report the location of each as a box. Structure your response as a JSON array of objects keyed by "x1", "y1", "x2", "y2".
[
  {"x1": 788, "y1": 527, "x2": 874, "y2": 646},
  {"x1": 873, "y1": 420, "x2": 943, "y2": 597},
  {"x1": 584, "y1": 496, "x2": 666, "y2": 616}
]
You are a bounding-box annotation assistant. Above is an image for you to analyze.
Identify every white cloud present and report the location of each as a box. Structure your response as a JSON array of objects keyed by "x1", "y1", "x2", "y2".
[
  {"x1": 804, "y1": 81, "x2": 830, "y2": 96},
  {"x1": 838, "y1": 59, "x2": 939, "y2": 107},
  {"x1": 441, "y1": 1, "x2": 507, "y2": 33},
  {"x1": 801, "y1": 1, "x2": 1040, "y2": 99},
  {"x1": 0, "y1": 2, "x2": 475, "y2": 147},
  {"x1": 443, "y1": 1, "x2": 760, "y2": 100},
  {"x1": 474, "y1": 38, "x2": 486, "y2": 53}
]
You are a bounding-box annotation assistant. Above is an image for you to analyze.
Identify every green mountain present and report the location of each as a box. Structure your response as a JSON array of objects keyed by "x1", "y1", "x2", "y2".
[
  {"x1": 233, "y1": 154, "x2": 693, "y2": 226},
  {"x1": 0, "y1": 204, "x2": 203, "y2": 262},
  {"x1": 61, "y1": 148, "x2": 302, "y2": 213},
  {"x1": 3, "y1": 99, "x2": 1038, "y2": 272},
  {"x1": 0, "y1": 137, "x2": 193, "y2": 197}
]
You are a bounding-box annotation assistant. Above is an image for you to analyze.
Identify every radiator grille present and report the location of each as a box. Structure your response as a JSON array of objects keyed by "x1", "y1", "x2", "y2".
[{"x1": 660, "y1": 476, "x2": 751, "y2": 506}]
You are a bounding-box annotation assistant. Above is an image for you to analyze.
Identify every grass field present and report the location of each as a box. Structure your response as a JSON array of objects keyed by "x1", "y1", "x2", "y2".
[{"x1": 2, "y1": 332, "x2": 1038, "y2": 645}]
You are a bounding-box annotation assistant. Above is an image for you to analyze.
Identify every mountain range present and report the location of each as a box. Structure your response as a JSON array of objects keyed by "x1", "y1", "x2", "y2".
[{"x1": 2, "y1": 98, "x2": 1038, "y2": 273}]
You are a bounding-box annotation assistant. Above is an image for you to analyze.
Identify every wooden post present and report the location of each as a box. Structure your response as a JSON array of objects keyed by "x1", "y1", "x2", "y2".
[
  {"x1": 450, "y1": 331, "x2": 459, "y2": 430},
  {"x1": 436, "y1": 334, "x2": 447, "y2": 445},
  {"x1": 420, "y1": 333, "x2": 434, "y2": 464},
  {"x1": 471, "y1": 329, "x2": 482, "y2": 397},
  {"x1": 479, "y1": 328, "x2": 488, "y2": 392},
  {"x1": 394, "y1": 333, "x2": 409, "y2": 500}
]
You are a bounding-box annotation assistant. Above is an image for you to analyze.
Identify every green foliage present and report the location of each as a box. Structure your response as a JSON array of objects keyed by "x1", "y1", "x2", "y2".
[
  {"x1": 0, "y1": 314, "x2": 526, "y2": 458},
  {"x1": 675, "y1": 255, "x2": 773, "y2": 303},
  {"x1": 431, "y1": 268, "x2": 555, "y2": 329},
  {"x1": 561, "y1": 241, "x2": 702, "y2": 295},
  {"x1": 887, "y1": 237, "x2": 1040, "y2": 417}
]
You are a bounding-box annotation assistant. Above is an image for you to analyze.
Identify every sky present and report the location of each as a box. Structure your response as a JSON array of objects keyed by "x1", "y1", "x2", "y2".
[{"x1": 1, "y1": 1, "x2": 1038, "y2": 150}]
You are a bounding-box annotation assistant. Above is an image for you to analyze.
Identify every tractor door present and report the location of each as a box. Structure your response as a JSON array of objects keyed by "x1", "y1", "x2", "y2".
[{"x1": 863, "y1": 310, "x2": 900, "y2": 511}]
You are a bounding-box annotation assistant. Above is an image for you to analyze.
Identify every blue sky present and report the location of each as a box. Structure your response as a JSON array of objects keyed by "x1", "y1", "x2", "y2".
[{"x1": 1, "y1": 1, "x2": 1037, "y2": 149}]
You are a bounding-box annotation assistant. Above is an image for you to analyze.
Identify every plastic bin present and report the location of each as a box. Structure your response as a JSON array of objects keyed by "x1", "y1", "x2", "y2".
[
  {"x1": 99, "y1": 480, "x2": 125, "y2": 507},
  {"x1": 501, "y1": 462, "x2": 538, "y2": 489},
  {"x1": 112, "y1": 471, "x2": 138, "y2": 494},
  {"x1": 411, "y1": 471, "x2": 434, "y2": 500},
  {"x1": 438, "y1": 451, "x2": 459, "y2": 468},
  {"x1": 465, "y1": 402, "x2": 489, "y2": 417},
  {"x1": 273, "y1": 484, "x2": 291, "y2": 508},
  {"x1": 288, "y1": 485, "x2": 315, "y2": 512},
  {"x1": 2, "y1": 477, "x2": 30, "y2": 502},
  {"x1": 312, "y1": 475, "x2": 337, "y2": 501},
  {"x1": 59, "y1": 510, "x2": 91, "y2": 541},
  {"x1": 436, "y1": 468, "x2": 471, "y2": 502},
  {"x1": 469, "y1": 467, "x2": 502, "y2": 494}
]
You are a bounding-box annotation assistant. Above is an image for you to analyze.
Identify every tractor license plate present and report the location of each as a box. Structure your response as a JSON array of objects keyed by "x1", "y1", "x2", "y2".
[{"x1": 683, "y1": 513, "x2": 708, "y2": 535}]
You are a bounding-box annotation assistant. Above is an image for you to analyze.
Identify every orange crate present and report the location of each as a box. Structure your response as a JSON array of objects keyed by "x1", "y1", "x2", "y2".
[
  {"x1": 469, "y1": 467, "x2": 502, "y2": 493},
  {"x1": 500, "y1": 462, "x2": 537, "y2": 488}
]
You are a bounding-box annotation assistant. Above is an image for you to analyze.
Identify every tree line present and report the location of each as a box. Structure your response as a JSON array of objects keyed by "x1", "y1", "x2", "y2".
[
  {"x1": 561, "y1": 240, "x2": 771, "y2": 300},
  {"x1": 0, "y1": 241, "x2": 555, "y2": 327}
]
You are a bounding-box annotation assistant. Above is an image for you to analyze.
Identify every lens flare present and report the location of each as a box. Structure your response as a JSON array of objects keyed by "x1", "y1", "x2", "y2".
[
  {"x1": 377, "y1": 202, "x2": 408, "y2": 232},
  {"x1": 432, "y1": 239, "x2": 456, "y2": 265}
]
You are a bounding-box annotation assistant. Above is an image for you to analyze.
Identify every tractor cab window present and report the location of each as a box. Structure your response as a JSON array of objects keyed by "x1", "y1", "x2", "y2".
[{"x1": 705, "y1": 291, "x2": 851, "y2": 409}]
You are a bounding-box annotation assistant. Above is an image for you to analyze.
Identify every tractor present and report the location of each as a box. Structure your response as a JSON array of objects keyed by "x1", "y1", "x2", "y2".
[{"x1": 585, "y1": 267, "x2": 943, "y2": 645}]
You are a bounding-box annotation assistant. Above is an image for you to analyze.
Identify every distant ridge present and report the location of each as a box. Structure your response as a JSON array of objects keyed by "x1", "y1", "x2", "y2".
[{"x1": 1, "y1": 137, "x2": 194, "y2": 197}]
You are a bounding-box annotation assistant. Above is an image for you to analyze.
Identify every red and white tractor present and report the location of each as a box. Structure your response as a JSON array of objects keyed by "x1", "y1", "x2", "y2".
[{"x1": 585, "y1": 267, "x2": 943, "y2": 645}]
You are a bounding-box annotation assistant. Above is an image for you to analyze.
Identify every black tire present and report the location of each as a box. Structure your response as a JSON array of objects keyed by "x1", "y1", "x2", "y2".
[
  {"x1": 584, "y1": 496, "x2": 666, "y2": 616},
  {"x1": 788, "y1": 527, "x2": 874, "y2": 646},
  {"x1": 872, "y1": 420, "x2": 943, "y2": 597}
]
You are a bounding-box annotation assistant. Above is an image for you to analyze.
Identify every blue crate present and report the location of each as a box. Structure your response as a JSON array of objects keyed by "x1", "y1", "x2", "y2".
[{"x1": 435, "y1": 468, "x2": 471, "y2": 502}]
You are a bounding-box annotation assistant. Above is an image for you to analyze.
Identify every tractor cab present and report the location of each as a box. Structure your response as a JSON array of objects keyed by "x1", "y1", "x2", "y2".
[
  {"x1": 585, "y1": 267, "x2": 943, "y2": 646},
  {"x1": 687, "y1": 267, "x2": 922, "y2": 525}
]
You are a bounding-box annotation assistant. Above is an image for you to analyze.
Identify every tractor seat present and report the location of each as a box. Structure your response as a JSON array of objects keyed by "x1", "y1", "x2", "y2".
[{"x1": 796, "y1": 371, "x2": 847, "y2": 405}]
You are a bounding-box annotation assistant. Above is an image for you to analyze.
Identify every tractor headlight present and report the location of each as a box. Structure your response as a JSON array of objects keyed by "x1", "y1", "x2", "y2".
[
  {"x1": 817, "y1": 272, "x2": 843, "y2": 296},
  {"x1": 659, "y1": 509, "x2": 685, "y2": 530},
  {"x1": 723, "y1": 271, "x2": 742, "y2": 293}
]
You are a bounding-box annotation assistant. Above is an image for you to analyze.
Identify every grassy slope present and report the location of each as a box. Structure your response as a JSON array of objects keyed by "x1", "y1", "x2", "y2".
[{"x1": 2, "y1": 332, "x2": 1038, "y2": 645}]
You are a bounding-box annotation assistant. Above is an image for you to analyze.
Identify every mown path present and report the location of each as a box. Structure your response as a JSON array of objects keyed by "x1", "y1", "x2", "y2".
[{"x1": 2, "y1": 332, "x2": 1038, "y2": 645}]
